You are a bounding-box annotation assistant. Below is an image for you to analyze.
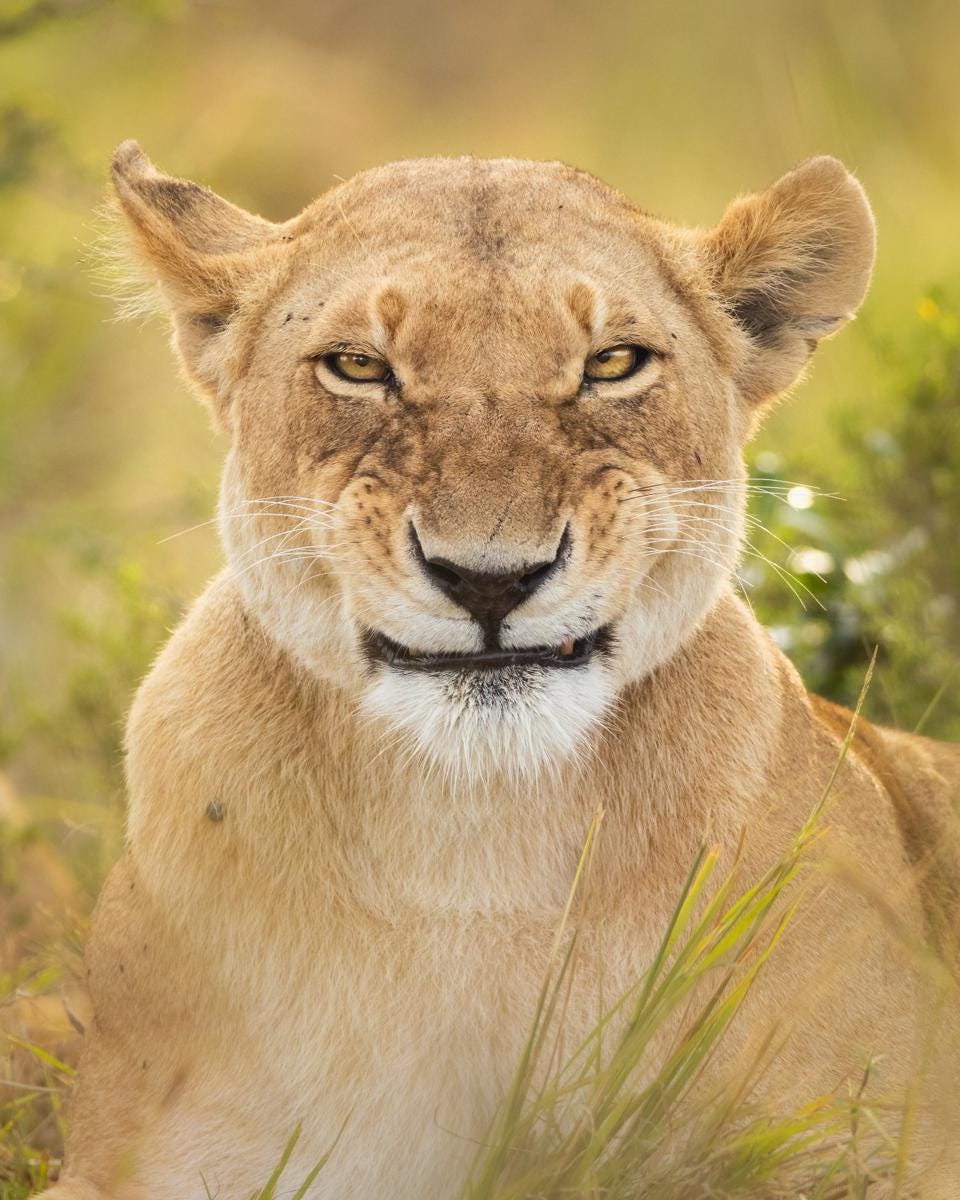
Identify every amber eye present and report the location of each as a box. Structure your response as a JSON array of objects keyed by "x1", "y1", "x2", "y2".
[
  {"x1": 322, "y1": 351, "x2": 392, "y2": 384},
  {"x1": 583, "y1": 344, "x2": 651, "y2": 382}
]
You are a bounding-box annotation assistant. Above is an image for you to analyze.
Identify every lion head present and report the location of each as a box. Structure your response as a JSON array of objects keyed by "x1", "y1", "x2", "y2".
[{"x1": 112, "y1": 143, "x2": 874, "y2": 780}]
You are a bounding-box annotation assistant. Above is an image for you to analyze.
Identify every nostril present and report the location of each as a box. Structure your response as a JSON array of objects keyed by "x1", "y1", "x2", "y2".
[
  {"x1": 410, "y1": 524, "x2": 467, "y2": 590},
  {"x1": 519, "y1": 524, "x2": 570, "y2": 593},
  {"x1": 424, "y1": 559, "x2": 462, "y2": 588},
  {"x1": 520, "y1": 560, "x2": 556, "y2": 592}
]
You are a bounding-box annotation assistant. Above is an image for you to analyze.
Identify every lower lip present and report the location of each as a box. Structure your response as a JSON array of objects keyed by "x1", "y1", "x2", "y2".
[{"x1": 363, "y1": 628, "x2": 609, "y2": 673}]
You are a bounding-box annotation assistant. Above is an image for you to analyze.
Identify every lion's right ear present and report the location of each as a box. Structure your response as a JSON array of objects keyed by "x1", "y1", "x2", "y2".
[{"x1": 110, "y1": 141, "x2": 280, "y2": 411}]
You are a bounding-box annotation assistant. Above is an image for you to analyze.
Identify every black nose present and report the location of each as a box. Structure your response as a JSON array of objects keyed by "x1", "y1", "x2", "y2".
[{"x1": 412, "y1": 525, "x2": 569, "y2": 640}]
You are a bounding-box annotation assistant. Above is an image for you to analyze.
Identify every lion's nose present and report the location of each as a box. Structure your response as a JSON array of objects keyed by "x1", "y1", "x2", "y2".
[{"x1": 411, "y1": 524, "x2": 569, "y2": 632}]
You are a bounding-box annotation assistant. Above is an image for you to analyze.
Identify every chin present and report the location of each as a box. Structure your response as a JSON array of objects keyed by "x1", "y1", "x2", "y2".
[{"x1": 359, "y1": 653, "x2": 618, "y2": 787}]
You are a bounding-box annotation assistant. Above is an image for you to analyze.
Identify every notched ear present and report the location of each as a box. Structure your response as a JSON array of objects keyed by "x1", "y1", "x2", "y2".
[
  {"x1": 110, "y1": 140, "x2": 281, "y2": 411},
  {"x1": 702, "y1": 156, "x2": 876, "y2": 406}
]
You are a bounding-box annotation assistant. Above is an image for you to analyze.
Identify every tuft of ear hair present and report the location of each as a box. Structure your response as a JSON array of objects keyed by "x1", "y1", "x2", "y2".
[
  {"x1": 108, "y1": 141, "x2": 283, "y2": 411},
  {"x1": 702, "y1": 156, "x2": 876, "y2": 407}
]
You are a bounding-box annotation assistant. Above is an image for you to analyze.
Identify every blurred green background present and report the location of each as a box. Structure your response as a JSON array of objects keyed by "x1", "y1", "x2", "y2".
[{"x1": 0, "y1": 0, "x2": 958, "y2": 1188}]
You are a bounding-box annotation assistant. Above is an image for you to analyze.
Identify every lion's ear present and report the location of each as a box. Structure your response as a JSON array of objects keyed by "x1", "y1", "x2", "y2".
[
  {"x1": 110, "y1": 140, "x2": 280, "y2": 409},
  {"x1": 701, "y1": 156, "x2": 875, "y2": 407}
]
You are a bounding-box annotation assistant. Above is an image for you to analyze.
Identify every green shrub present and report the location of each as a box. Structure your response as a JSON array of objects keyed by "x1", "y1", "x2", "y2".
[{"x1": 747, "y1": 297, "x2": 960, "y2": 741}]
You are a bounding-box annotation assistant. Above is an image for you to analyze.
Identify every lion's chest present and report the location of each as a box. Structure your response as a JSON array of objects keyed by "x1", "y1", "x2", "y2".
[
  {"x1": 317, "y1": 920, "x2": 654, "y2": 1195},
  {"x1": 127, "y1": 755, "x2": 670, "y2": 1197},
  {"x1": 152, "y1": 894, "x2": 661, "y2": 1200}
]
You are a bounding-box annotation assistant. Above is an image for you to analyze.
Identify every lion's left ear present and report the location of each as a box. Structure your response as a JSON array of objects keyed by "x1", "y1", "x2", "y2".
[{"x1": 701, "y1": 156, "x2": 876, "y2": 406}]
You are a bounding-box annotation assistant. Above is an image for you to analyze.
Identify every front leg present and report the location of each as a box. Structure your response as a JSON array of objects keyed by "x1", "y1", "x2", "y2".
[{"x1": 47, "y1": 853, "x2": 354, "y2": 1200}]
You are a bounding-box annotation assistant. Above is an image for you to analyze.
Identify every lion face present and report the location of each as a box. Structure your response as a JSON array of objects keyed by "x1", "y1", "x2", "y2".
[{"x1": 112, "y1": 146, "x2": 874, "y2": 780}]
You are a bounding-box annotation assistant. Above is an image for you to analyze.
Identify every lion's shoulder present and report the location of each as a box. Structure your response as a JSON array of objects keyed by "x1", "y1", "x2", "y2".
[
  {"x1": 127, "y1": 571, "x2": 264, "y2": 742},
  {"x1": 124, "y1": 572, "x2": 318, "y2": 821},
  {"x1": 810, "y1": 694, "x2": 960, "y2": 945}
]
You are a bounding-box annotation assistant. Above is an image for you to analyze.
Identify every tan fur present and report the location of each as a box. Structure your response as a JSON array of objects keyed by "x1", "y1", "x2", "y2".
[{"x1": 46, "y1": 145, "x2": 959, "y2": 1199}]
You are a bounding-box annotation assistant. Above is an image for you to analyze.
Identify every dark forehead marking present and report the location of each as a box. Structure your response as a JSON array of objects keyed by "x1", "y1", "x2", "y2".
[
  {"x1": 460, "y1": 164, "x2": 510, "y2": 263},
  {"x1": 306, "y1": 157, "x2": 637, "y2": 246}
]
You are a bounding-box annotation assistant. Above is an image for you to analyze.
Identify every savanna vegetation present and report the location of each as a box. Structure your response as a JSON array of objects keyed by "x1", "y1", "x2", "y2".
[{"x1": 1, "y1": 0, "x2": 958, "y2": 1195}]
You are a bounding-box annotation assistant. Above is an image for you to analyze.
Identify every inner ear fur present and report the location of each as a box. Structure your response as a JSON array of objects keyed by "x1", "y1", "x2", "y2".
[
  {"x1": 110, "y1": 140, "x2": 282, "y2": 406},
  {"x1": 702, "y1": 155, "x2": 876, "y2": 406}
]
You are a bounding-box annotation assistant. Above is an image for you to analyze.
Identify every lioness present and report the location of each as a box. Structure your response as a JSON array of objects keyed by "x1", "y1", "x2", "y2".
[{"x1": 45, "y1": 144, "x2": 959, "y2": 1199}]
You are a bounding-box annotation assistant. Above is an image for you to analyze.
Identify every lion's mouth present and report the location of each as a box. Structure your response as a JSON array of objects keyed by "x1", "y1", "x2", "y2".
[{"x1": 363, "y1": 626, "x2": 610, "y2": 672}]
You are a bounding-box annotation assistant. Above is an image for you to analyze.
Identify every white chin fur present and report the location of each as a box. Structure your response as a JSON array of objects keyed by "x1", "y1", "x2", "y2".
[{"x1": 360, "y1": 659, "x2": 616, "y2": 786}]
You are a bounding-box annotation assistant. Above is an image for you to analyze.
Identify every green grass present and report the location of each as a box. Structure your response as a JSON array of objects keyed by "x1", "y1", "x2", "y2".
[{"x1": 0, "y1": 1034, "x2": 70, "y2": 1198}]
